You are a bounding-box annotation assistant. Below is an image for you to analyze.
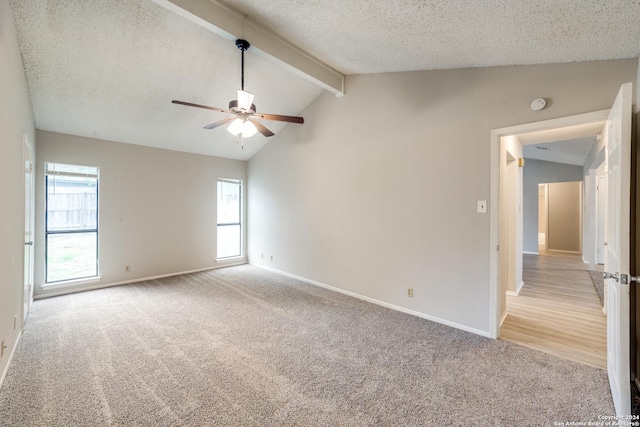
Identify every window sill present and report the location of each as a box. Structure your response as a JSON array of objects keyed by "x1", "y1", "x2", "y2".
[
  {"x1": 41, "y1": 276, "x2": 101, "y2": 291},
  {"x1": 216, "y1": 256, "x2": 247, "y2": 266}
]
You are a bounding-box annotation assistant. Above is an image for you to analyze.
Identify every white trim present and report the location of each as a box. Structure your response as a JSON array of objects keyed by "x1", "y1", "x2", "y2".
[
  {"x1": 35, "y1": 259, "x2": 247, "y2": 299},
  {"x1": 499, "y1": 310, "x2": 509, "y2": 328},
  {"x1": 41, "y1": 276, "x2": 102, "y2": 291},
  {"x1": 0, "y1": 331, "x2": 22, "y2": 390},
  {"x1": 489, "y1": 127, "x2": 500, "y2": 338},
  {"x1": 546, "y1": 249, "x2": 581, "y2": 255},
  {"x1": 252, "y1": 263, "x2": 491, "y2": 338},
  {"x1": 506, "y1": 281, "x2": 524, "y2": 296},
  {"x1": 215, "y1": 256, "x2": 247, "y2": 266},
  {"x1": 522, "y1": 251, "x2": 539, "y2": 255},
  {"x1": 489, "y1": 109, "x2": 610, "y2": 339}
]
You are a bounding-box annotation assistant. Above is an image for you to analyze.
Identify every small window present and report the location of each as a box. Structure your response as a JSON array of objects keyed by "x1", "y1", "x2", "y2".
[
  {"x1": 45, "y1": 163, "x2": 99, "y2": 283},
  {"x1": 217, "y1": 179, "x2": 242, "y2": 259}
]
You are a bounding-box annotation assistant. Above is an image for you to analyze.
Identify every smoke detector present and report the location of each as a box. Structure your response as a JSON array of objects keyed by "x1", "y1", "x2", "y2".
[{"x1": 530, "y1": 98, "x2": 547, "y2": 111}]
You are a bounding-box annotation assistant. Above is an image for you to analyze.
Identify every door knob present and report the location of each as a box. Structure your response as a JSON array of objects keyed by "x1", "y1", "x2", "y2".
[{"x1": 604, "y1": 272, "x2": 640, "y2": 285}]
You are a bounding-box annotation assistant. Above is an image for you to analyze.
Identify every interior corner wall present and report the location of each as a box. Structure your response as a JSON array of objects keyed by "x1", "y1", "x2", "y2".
[
  {"x1": 34, "y1": 131, "x2": 246, "y2": 297},
  {"x1": 248, "y1": 59, "x2": 637, "y2": 335},
  {"x1": 0, "y1": 1, "x2": 36, "y2": 383},
  {"x1": 523, "y1": 159, "x2": 584, "y2": 253},
  {"x1": 499, "y1": 135, "x2": 523, "y2": 300}
]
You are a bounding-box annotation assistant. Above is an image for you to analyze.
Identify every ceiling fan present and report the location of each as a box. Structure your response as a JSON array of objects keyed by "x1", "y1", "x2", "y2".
[{"x1": 172, "y1": 39, "x2": 304, "y2": 147}]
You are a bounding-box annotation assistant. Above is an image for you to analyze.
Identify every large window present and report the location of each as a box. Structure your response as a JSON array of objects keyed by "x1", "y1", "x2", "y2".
[
  {"x1": 217, "y1": 179, "x2": 242, "y2": 259},
  {"x1": 45, "y1": 163, "x2": 99, "y2": 283}
]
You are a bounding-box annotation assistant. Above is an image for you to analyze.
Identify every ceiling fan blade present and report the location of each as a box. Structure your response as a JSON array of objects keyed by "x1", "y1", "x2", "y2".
[
  {"x1": 203, "y1": 117, "x2": 236, "y2": 130},
  {"x1": 253, "y1": 113, "x2": 304, "y2": 124},
  {"x1": 172, "y1": 100, "x2": 232, "y2": 114},
  {"x1": 250, "y1": 119, "x2": 275, "y2": 137}
]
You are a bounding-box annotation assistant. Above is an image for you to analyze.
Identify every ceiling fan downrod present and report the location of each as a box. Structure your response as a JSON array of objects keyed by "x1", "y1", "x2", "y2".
[{"x1": 235, "y1": 39, "x2": 250, "y2": 91}]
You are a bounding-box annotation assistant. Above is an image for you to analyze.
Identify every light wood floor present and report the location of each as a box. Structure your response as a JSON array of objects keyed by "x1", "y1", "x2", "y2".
[{"x1": 500, "y1": 251, "x2": 607, "y2": 369}]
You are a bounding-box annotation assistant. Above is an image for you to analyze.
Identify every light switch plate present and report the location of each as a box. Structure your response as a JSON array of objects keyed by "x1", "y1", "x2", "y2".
[{"x1": 477, "y1": 200, "x2": 487, "y2": 213}]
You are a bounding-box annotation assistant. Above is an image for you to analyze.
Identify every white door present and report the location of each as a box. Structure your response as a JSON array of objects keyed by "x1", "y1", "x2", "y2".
[
  {"x1": 604, "y1": 82, "x2": 632, "y2": 417},
  {"x1": 597, "y1": 175, "x2": 606, "y2": 265},
  {"x1": 23, "y1": 135, "x2": 33, "y2": 323}
]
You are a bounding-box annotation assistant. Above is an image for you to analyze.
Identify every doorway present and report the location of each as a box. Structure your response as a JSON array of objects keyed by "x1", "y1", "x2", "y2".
[
  {"x1": 541, "y1": 181, "x2": 583, "y2": 255},
  {"x1": 498, "y1": 127, "x2": 605, "y2": 368},
  {"x1": 489, "y1": 110, "x2": 610, "y2": 336}
]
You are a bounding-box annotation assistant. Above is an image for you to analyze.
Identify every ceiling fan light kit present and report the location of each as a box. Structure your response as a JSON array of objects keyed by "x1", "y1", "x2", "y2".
[
  {"x1": 228, "y1": 117, "x2": 258, "y2": 137},
  {"x1": 171, "y1": 39, "x2": 304, "y2": 148}
]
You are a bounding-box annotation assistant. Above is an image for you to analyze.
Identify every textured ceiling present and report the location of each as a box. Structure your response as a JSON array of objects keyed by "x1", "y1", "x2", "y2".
[
  {"x1": 229, "y1": 0, "x2": 640, "y2": 74},
  {"x1": 9, "y1": 0, "x2": 323, "y2": 160},
  {"x1": 9, "y1": 0, "x2": 640, "y2": 160}
]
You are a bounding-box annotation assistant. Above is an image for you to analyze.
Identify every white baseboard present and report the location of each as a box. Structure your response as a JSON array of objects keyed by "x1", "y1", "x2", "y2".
[
  {"x1": 251, "y1": 262, "x2": 491, "y2": 338},
  {"x1": 506, "y1": 281, "x2": 524, "y2": 297},
  {"x1": 516, "y1": 280, "x2": 524, "y2": 295},
  {"x1": 0, "y1": 331, "x2": 22, "y2": 390},
  {"x1": 499, "y1": 310, "x2": 508, "y2": 328},
  {"x1": 35, "y1": 259, "x2": 247, "y2": 300},
  {"x1": 522, "y1": 251, "x2": 539, "y2": 255},
  {"x1": 547, "y1": 249, "x2": 581, "y2": 255}
]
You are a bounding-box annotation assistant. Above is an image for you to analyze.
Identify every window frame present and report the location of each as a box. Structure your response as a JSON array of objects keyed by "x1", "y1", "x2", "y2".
[
  {"x1": 216, "y1": 178, "x2": 243, "y2": 260},
  {"x1": 44, "y1": 162, "x2": 99, "y2": 284}
]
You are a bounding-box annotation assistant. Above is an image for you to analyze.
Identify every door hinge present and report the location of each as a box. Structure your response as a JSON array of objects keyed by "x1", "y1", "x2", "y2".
[{"x1": 496, "y1": 244, "x2": 500, "y2": 251}]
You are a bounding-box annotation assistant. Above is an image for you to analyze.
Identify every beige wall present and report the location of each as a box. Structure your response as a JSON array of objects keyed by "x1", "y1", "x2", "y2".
[
  {"x1": 523, "y1": 159, "x2": 585, "y2": 253},
  {"x1": 248, "y1": 59, "x2": 637, "y2": 335},
  {"x1": 547, "y1": 182, "x2": 582, "y2": 253},
  {"x1": 0, "y1": 1, "x2": 36, "y2": 384},
  {"x1": 34, "y1": 131, "x2": 246, "y2": 297}
]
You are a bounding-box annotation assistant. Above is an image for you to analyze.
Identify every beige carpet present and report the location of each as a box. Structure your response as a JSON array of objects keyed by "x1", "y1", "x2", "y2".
[{"x1": 0, "y1": 265, "x2": 615, "y2": 426}]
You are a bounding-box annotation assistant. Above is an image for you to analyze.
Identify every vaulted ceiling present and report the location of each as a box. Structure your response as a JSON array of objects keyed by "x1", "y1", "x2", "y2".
[{"x1": 9, "y1": 0, "x2": 640, "y2": 160}]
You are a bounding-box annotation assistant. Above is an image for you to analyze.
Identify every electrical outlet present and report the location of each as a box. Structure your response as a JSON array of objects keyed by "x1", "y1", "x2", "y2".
[
  {"x1": 261, "y1": 253, "x2": 264, "y2": 259},
  {"x1": 125, "y1": 265, "x2": 130, "y2": 272},
  {"x1": 407, "y1": 288, "x2": 414, "y2": 297},
  {"x1": 13, "y1": 315, "x2": 17, "y2": 330},
  {"x1": 270, "y1": 255, "x2": 273, "y2": 261}
]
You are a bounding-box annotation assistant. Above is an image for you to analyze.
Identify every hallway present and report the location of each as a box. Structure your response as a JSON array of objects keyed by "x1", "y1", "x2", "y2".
[{"x1": 500, "y1": 252, "x2": 607, "y2": 369}]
